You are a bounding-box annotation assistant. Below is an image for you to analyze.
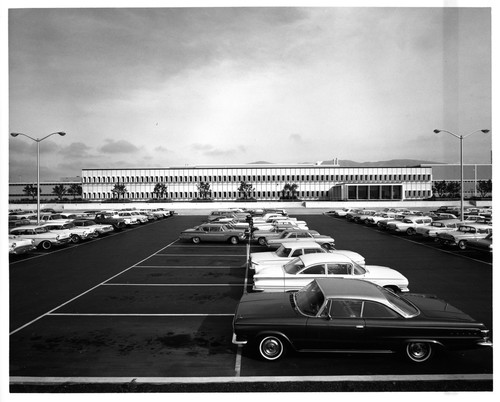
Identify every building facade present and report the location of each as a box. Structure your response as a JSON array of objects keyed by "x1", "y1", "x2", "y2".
[
  {"x1": 9, "y1": 163, "x2": 491, "y2": 203},
  {"x1": 79, "y1": 164, "x2": 434, "y2": 201}
]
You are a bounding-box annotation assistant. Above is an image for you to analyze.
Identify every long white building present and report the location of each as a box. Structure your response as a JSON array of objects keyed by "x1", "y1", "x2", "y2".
[{"x1": 80, "y1": 163, "x2": 434, "y2": 201}]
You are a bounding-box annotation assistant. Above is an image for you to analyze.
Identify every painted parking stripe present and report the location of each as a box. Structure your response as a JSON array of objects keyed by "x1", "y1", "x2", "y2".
[
  {"x1": 9, "y1": 239, "x2": 180, "y2": 336},
  {"x1": 154, "y1": 254, "x2": 246, "y2": 257},
  {"x1": 134, "y1": 265, "x2": 244, "y2": 269},
  {"x1": 47, "y1": 313, "x2": 234, "y2": 317},
  {"x1": 101, "y1": 283, "x2": 246, "y2": 286}
]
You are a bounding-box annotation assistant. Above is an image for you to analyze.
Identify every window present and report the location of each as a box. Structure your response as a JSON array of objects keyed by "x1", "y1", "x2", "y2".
[
  {"x1": 329, "y1": 300, "x2": 363, "y2": 318},
  {"x1": 362, "y1": 302, "x2": 399, "y2": 318},
  {"x1": 327, "y1": 263, "x2": 351, "y2": 275},
  {"x1": 301, "y1": 265, "x2": 325, "y2": 275}
]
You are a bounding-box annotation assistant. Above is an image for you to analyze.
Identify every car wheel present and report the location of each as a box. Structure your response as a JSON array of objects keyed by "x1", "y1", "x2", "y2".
[
  {"x1": 458, "y1": 240, "x2": 467, "y2": 250},
  {"x1": 406, "y1": 342, "x2": 433, "y2": 363},
  {"x1": 192, "y1": 237, "x2": 201, "y2": 244},
  {"x1": 71, "y1": 234, "x2": 81, "y2": 244},
  {"x1": 229, "y1": 236, "x2": 239, "y2": 245},
  {"x1": 258, "y1": 335, "x2": 286, "y2": 361},
  {"x1": 258, "y1": 237, "x2": 266, "y2": 246},
  {"x1": 406, "y1": 228, "x2": 416, "y2": 236},
  {"x1": 39, "y1": 240, "x2": 52, "y2": 250}
]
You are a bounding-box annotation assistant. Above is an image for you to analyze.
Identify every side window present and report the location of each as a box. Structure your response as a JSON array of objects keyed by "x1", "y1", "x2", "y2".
[
  {"x1": 287, "y1": 233, "x2": 297, "y2": 239},
  {"x1": 297, "y1": 232, "x2": 309, "y2": 238},
  {"x1": 304, "y1": 248, "x2": 320, "y2": 254},
  {"x1": 291, "y1": 249, "x2": 302, "y2": 257},
  {"x1": 329, "y1": 300, "x2": 363, "y2": 318},
  {"x1": 362, "y1": 302, "x2": 399, "y2": 318},
  {"x1": 327, "y1": 263, "x2": 350, "y2": 275},
  {"x1": 301, "y1": 264, "x2": 325, "y2": 275}
]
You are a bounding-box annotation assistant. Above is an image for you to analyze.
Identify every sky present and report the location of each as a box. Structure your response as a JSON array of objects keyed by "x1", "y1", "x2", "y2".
[{"x1": 4, "y1": 2, "x2": 494, "y2": 183}]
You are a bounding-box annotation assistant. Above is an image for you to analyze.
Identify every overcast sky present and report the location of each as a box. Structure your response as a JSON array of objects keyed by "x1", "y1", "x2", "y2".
[{"x1": 6, "y1": 4, "x2": 493, "y2": 182}]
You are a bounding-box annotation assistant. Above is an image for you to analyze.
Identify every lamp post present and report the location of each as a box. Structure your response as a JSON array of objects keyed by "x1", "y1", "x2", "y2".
[
  {"x1": 433, "y1": 128, "x2": 490, "y2": 221},
  {"x1": 10, "y1": 131, "x2": 66, "y2": 225}
]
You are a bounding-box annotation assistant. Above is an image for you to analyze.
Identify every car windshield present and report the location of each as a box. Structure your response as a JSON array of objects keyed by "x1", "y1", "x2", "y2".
[
  {"x1": 284, "y1": 257, "x2": 305, "y2": 274},
  {"x1": 294, "y1": 281, "x2": 325, "y2": 316},
  {"x1": 351, "y1": 262, "x2": 367, "y2": 275},
  {"x1": 275, "y1": 246, "x2": 291, "y2": 257}
]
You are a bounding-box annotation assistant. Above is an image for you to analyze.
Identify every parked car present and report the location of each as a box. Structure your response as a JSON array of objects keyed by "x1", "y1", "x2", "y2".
[
  {"x1": 116, "y1": 211, "x2": 141, "y2": 225},
  {"x1": 386, "y1": 216, "x2": 433, "y2": 235},
  {"x1": 465, "y1": 234, "x2": 492, "y2": 253},
  {"x1": 263, "y1": 230, "x2": 335, "y2": 249},
  {"x1": 9, "y1": 235, "x2": 36, "y2": 255},
  {"x1": 252, "y1": 227, "x2": 316, "y2": 246},
  {"x1": 72, "y1": 219, "x2": 115, "y2": 237},
  {"x1": 41, "y1": 222, "x2": 97, "y2": 243},
  {"x1": 437, "y1": 223, "x2": 493, "y2": 250},
  {"x1": 232, "y1": 278, "x2": 492, "y2": 362},
  {"x1": 345, "y1": 209, "x2": 368, "y2": 221},
  {"x1": 252, "y1": 253, "x2": 409, "y2": 293},
  {"x1": 8, "y1": 216, "x2": 31, "y2": 229},
  {"x1": 250, "y1": 241, "x2": 365, "y2": 273},
  {"x1": 376, "y1": 214, "x2": 406, "y2": 230},
  {"x1": 415, "y1": 219, "x2": 461, "y2": 238},
  {"x1": 365, "y1": 212, "x2": 398, "y2": 226},
  {"x1": 93, "y1": 212, "x2": 127, "y2": 231},
  {"x1": 328, "y1": 207, "x2": 359, "y2": 218},
  {"x1": 9, "y1": 225, "x2": 72, "y2": 250},
  {"x1": 351, "y1": 210, "x2": 378, "y2": 223},
  {"x1": 179, "y1": 223, "x2": 246, "y2": 244}
]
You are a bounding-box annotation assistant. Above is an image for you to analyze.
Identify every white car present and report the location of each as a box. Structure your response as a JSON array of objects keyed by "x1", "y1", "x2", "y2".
[
  {"x1": 415, "y1": 219, "x2": 461, "y2": 238},
  {"x1": 9, "y1": 235, "x2": 36, "y2": 255},
  {"x1": 250, "y1": 241, "x2": 365, "y2": 273},
  {"x1": 263, "y1": 230, "x2": 335, "y2": 249},
  {"x1": 41, "y1": 222, "x2": 96, "y2": 243},
  {"x1": 116, "y1": 211, "x2": 141, "y2": 225},
  {"x1": 71, "y1": 219, "x2": 115, "y2": 236},
  {"x1": 386, "y1": 216, "x2": 433, "y2": 235},
  {"x1": 9, "y1": 225, "x2": 72, "y2": 250},
  {"x1": 252, "y1": 253, "x2": 409, "y2": 293},
  {"x1": 365, "y1": 212, "x2": 399, "y2": 226}
]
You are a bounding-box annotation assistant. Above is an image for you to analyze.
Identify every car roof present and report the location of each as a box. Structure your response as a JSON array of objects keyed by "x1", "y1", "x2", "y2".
[
  {"x1": 298, "y1": 253, "x2": 352, "y2": 264},
  {"x1": 280, "y1": 241, "x2": 322, "y2": 249},
  {"x1": 315, "y1": 278, "x2": 386, "y2": 301}
]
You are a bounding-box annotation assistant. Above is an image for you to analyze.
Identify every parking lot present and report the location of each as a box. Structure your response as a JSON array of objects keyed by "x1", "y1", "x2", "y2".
[{"x1": 9, "y1": 213, "x2": 493, "y2": 392}]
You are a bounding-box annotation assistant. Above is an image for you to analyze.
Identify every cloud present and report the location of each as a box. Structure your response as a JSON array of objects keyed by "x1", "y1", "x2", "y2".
[
  {"x1": 59, "y1": 142, "x2": 94, "y2": 158},
  {"x1": 99, "y1": 139, "x2": 140, "y2": 154}
]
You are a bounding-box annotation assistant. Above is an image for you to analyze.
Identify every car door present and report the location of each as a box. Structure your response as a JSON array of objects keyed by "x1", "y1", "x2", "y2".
[{"x1": 304, "y1": 299, "x2": 366, "y2": 350}]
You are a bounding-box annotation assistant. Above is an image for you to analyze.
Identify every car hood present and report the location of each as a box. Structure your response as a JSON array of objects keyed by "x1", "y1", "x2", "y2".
[
  {"x1": 403, "y1": 294, "x2": 477, "y2": 322},
  {"x1": 234, "y1": 292, "x2": 297, "y2": 320}
]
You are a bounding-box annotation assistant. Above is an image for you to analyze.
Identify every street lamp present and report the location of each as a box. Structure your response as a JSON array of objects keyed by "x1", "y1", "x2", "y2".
[
  {"x1": 433, "y1": 128, "x2": 490, "y2": 221},
  {"x1": 10, "y1": 131, "x2": 66, "y2": 225}
]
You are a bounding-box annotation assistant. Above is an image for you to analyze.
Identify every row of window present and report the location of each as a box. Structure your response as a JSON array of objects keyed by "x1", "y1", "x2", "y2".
[
  {"x1": 83, "y1": 173, "x2": 431, "y2": 184},
  {"x1": 83, "y1": 190, "x2": 329, "y2": 199}
]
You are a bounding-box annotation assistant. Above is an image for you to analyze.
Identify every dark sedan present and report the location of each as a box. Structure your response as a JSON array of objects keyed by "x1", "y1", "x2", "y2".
[{"x1": 232, "y1": 278, "x2": 492, "y2": 363}]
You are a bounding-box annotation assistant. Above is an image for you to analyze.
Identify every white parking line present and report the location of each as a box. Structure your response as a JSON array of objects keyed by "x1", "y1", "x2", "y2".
[
  {"x1": 48, "y1": 313, "x2": 234, "y2": 317},
  {"x1": 9, "y1": 239, "x2": 180, "y2": 336},
  {"x1": 134, "y1": 265, "x2": 242, "y2": 269},
  {"x1": 154, "y1": 254, "x2": 246, "y2": 257},
  {"x1": 102, "y1": 283, "x2": 245, "y2": 286}
]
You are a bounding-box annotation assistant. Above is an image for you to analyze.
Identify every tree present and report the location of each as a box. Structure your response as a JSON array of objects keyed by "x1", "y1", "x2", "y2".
[
  {"x1": 197, "y1": 182, "x2": 212, "y2": 200},
  {"x1": 153, "y1": 183, "x2": 168, "y2": 199},
  {"x1": 52, "y1": 184, "x2": 67, "y2": 201},
  {"x1": 477, "y1": 179, "x2": 492, "y2": 198},
  {"x1": 67, "y1": 183, "x2": 82, "y2": 200},
  {"x1": 281, "y1": 182, "x2": 299, "y2": 199},
  {"x1": 432, "y1": 180, "x2": 448, "y2": 198},
  {"x1": 111, "y1": 183, "x2": 127, "y2": 199},
  {"x1": 446, "y1": 181, "x2": 461, "y2": 198},
  {"x1": 238, "y1": 181, "x2": 254, "y2": 199},
  {"x1": 23, "y1": 184, "x2": 39, "y2": 200}
]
